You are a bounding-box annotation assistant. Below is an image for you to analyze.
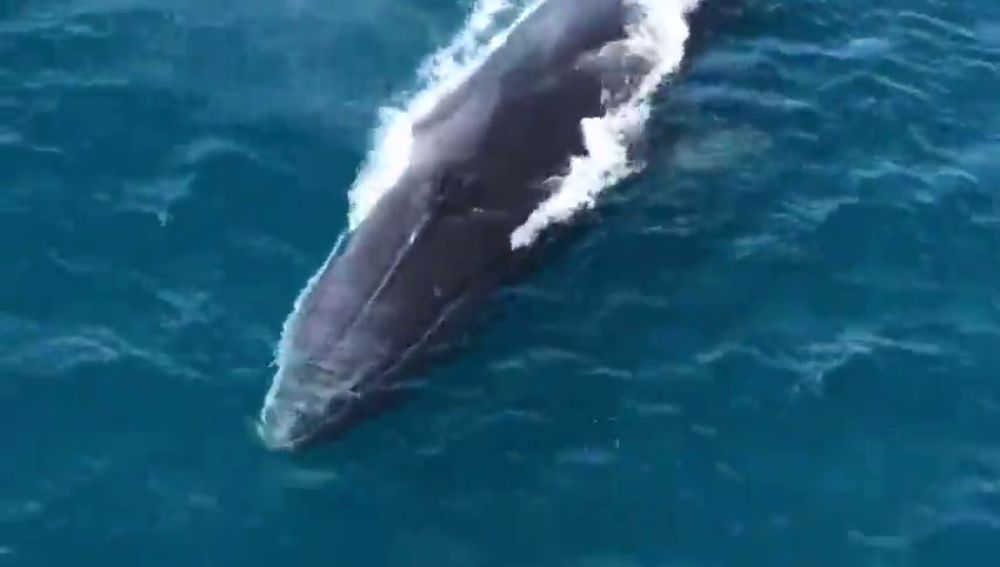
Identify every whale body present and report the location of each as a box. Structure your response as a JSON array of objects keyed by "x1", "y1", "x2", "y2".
[{"x1": 258, "y1": 0, "x2": 730, "y2": 450}]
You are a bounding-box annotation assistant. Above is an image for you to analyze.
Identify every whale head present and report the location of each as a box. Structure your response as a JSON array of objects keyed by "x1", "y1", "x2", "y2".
[
  {"x1": 257, "y1": 349, "x2": 399, "y2": 451},
  {"x1": 256, "y1": 298, "x2": 408, "y2": 452}
]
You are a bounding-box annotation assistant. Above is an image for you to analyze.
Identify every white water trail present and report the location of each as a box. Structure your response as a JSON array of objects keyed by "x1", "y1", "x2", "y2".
[
  {"x1": 347, "y1": 0, "x2": 538, "y2": 230},
  {"x1": 511, "y1": 0, "x2": 702, "y2": 248}
]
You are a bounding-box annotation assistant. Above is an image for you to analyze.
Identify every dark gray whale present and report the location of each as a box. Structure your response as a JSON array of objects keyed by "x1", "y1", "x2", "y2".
[{"x1": 259, "y1": 0, "x2": 730, "y2": 450}]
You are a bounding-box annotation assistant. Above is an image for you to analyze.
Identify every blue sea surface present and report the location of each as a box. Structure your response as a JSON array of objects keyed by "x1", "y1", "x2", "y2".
[{"x1": 3, "y1": 0, "x2": 1000, "y2": 565}]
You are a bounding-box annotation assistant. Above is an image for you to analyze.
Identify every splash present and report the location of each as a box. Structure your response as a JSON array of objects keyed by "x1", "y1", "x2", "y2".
[
  {"x1": 346, "y1": 0, "x2": 540, "y2": 229},
  {"x1": 511, "y1": 0, "x2": 702, "y2": 248}
]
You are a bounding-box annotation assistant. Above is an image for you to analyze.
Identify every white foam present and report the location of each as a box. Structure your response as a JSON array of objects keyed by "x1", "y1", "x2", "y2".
[
  {"x1": 347, "y1": 0, "x2": 540, "y2": 229},
  {"x1": 511, "y1": 0, "x2": 702, "y2": 248}
]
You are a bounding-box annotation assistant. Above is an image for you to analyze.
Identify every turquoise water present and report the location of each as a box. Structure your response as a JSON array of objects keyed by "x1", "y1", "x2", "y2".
[{"x1": 3, "y1": 0, "x2": 1000, "y2": 565}]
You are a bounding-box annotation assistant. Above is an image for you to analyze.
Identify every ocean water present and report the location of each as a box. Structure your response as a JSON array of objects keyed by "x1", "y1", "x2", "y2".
[{"x1": 2, "y1": 0, "x2": 1000, "y2": 565}]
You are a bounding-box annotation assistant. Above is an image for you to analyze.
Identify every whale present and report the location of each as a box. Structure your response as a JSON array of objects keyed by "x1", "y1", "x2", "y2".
[{"x1": 258, "y1": 0, "x2": 735, "y2": 450}]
